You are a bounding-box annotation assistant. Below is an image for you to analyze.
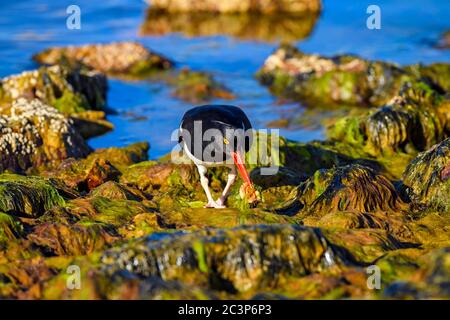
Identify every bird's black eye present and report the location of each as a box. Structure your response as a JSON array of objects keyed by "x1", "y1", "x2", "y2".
[{"x1": 178, "y1": 135, "x2": 183, "y2": 143}]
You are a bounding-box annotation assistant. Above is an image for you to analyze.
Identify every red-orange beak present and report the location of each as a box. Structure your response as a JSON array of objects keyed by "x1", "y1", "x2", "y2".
[{"x1": 231, "y1": 151, "x2": 253, "y2": 187}]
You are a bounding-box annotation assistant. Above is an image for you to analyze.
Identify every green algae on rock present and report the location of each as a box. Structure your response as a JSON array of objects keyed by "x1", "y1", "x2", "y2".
[
  {"x1": 101, "y1": 224, "x2": 344, "y2": 293},
  {"x1": 324, "y1": 83, "x2": 449, "y2": 178},
  {"x1": 28, "y1": 221, "x2": 118, "y2": 256},
  {"x1": 140, "y1": 9, "x2": 318, "y2": 42},
  {"x1": 292, "y1": 164, "x2": 406, "y2": 219},
  {"x1": 0, "y1": 65, "x2": 107, "y2": 113},
  {"x1": 33, "y1": 42, "x2": 173, "y2": 79},
  {"x1": 0, "y1": 212, "x2": 23, "y2": 249},
  {"x1": 151, "y1": 68, "x2": 235, "y2": 103},
  {"x1": 256, "y1": 44, "x2": 410, "y2": 107},
  {"x1": 402, "y1": 137, "x2": 450, "y2": 212},
  {"x1": 383, "y1": 247, "x2": 450, "y2": 299},
  {"x1": 0, "y1": 99, "x2": 91, "y2": 173},
  {"x1": 41, "y1": 142, "x2": 149, "y2": 189},
  {"x1": 146, "y1": 0, "x2": 321, "y2": 13},
  {"x1": 0, "y1": 173, "x2": 65, "y2": 217}
]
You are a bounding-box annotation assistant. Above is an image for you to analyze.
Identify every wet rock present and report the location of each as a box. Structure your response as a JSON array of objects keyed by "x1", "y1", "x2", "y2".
[
  {"x1": 89, "y1": 181, "x2": 149, "y2": 202},
  {"x1": 33, "y1": 42, "x2": 173, "y2": 79},
  {"x1": 146, "y1": 0, "x2": 321, "y2": 13},
  {"x1": 101, "y1": 224, "x2": 344, "y2": 293},
  {"x1": 324, "y1": 228, "x2": 405, "y2": 264},
  {"x1": 120, "y1": 161, "x2": 201, "y2": 194},
  {"x1": 405, "y1": 63, "x2": 450, "y2": 93},
  {"x1": 257, "y1": 44, "x2": 409, "y2": 106},
  {"x1": 28, "y1": 221, "x2": 117, "y2": 256},
  {"x1": 0, "y1": 174, "x2": 65, "y2": 217},
  {"x1": 383, "y1": 248, "x2": 450, "y2": 299},
  {"x1": 40, "y1": 254, "x2": 214, "y2": 299},
  {"x1": 140, "y1": 9, "x2": 318, "y2": 42},
  {"x1": 402, "y1": 138, "x2": 450, "y2": 211},
  {"x1": 291, "y1": 164, "x2": 406, "y2": 219},
  {"x1": 245, "y1": 132, "x2": 379, "y2": 176},
  {"x1": 409, "y1": 212, "x2": 450, "y2": 247},
  {"x1": 42, "y1": 158, "x2": 120, "y2": 192},
  {"x1": 306, "y1": 211, "x2": 412, "y2": 241},
  {"x1": 169, "y1": 68, "x2": 234, "y2": 103},
  {"x1": 87, "y1": 142, "x2": 149, "y2": 171},
  {"x1": 67, "y1": 196, "x2": 156, "y2": 227},
  {"x1": 0, "y1": 65, "x2": 107, "y2": 113},
  {"x1": 0, "y1": 99, "x2": 91, "y2": 173},
  {"x1": 325, "y1": 83, "x2": 449, "y2": 178},
  {"x1": 0, "y1": 257, "x2": 58, "y2": 299},
  {"x1": 158, "y1": 207, "x2": 296, "y2": 230},
  {"x1": 70, "y1": 111, "x2": 114, "y2": 139},
  {"x1": 41, "y1": 142, "x2": 149, "y2": 190},
  {"x1": 0, "y1": 212, "x2": 23, "y2": 249}
]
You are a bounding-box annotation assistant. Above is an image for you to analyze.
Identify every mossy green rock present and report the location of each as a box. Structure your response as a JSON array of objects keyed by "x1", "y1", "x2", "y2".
[
  {"x1": 257, "y1": 44, "x2": 450, "y2": 107},
  {"x1": 403, "y1": 137, "x2": 450, "y2": 212},
  {"x1": 0, "y1": 174, "x2": 65, "y2": 217},
  {"x1": 101, "y1": 224, "x2": 345, "y2": 293},
  {"x1": 257, "y1": 44, "x2": 410, "y2": 107},
  {"x1": 0, "y1": 65, "x2": 107, "y2": 114},
  {"x1": 284, "y1": 164, "x2": 406, "y2": 219}
]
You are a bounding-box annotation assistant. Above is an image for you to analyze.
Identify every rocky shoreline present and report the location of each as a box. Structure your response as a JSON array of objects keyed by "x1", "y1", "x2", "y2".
[{"x1": 0, "y1": 33, "x2": 449, "y2": 300}]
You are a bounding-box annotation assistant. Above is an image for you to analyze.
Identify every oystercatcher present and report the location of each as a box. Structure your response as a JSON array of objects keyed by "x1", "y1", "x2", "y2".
[{"x1": 178, "y1": 105, "x2": 258, "y2": 208}]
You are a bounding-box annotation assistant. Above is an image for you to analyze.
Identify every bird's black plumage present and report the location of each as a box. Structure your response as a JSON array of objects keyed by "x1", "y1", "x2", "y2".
[{"x1": 179, "y1": 105, "x2": 253, "y2": 163}]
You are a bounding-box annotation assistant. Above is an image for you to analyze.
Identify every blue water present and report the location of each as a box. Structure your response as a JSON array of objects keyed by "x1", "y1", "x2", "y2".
[{"x1": 0, "y1": 0, "x2": 449, "y2": 158}]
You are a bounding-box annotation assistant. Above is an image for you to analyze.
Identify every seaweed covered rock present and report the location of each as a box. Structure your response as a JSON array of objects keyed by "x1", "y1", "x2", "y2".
[
  {"x1": 402, "y1": 137, "x2": 450, "y2": 211},
  {"x1": 146, "y1": 0, "x2": 321, "y2": 13},
  {"x1": 140, "y1": 9, "x2": 318, "y2": 42},
  {"x1": 0, "y1": 65, "x2": 107, "y2": 113},
  {"x1": 383, "y1": 248, "x2": 450, "y2": 299},
  {"x1": 0, "y1": 212, "x2": 23, "y2": 249},
  {"x1": 87, "y1": 142, "x2": 149, "y2": 171},
  {"x1": 41, "y1": 142, "x2": 149, "y2": 190},
  {"x1": 89, "y1": 181, "x2": 149, "y2": 201},
  {"x1": 324, "y1": 228, "x2": 405, "y2": 264},
  {"x1": 0, "y1": 174, "x2": 65, "y2": 217},
  {"x1": 158, "y1": 206, "x2": 296, "y2": 230},
  {"x1": 405, "y1": 63, "x2": 450, "y2": 93},
  {"x1": 42, "y1": 157, "x2": 120, "y2": 192},
  {"x1": 257, "y1": 44, "x2": 409, "y2": 106},
  {"x1": 28, "y1": 221, "x2": 117, "y2": 256},
  {"x1": 0, "y1": 99, "x2": 91, "y2": 173},
  {"x1": 120, "y1": 161, "x2": 202, "y2": 194},
  {"x1": 101, "y1": 224, "x2": 344, "y2": 293},
  {"x1": 168, "y1": 68, "x2": 234, "y2": 103},
  {"x1": 33, "y1": 42, "x2": 173, "y2": 78},
  {"x1": 325, "y1": 83, "x2": 449, "y2": 177},
  {"x1": 66, "y1": 196, "x2": 156, "y2": 227},
  {"x1": 289, "y1": 164, "x2": 406, "y2": 219},
  {"x1": 27, "y1": 191, "x2": 158, "y2": 256}
]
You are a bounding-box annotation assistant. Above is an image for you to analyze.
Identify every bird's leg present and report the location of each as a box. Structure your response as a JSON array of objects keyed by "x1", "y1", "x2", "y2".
[
  {"x1": 197, "y1": 165, "x2": 225, "y2": 209},
  {"x1": 216, "y1": 166, "x2": 237, "y2": 207}
]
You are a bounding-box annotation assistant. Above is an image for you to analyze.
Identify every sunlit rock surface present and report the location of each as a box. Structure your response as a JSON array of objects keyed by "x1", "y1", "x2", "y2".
[
  {"x1": 257, "y1": 44, "x2": 450, "y2": 107},
  {"x1": 33, "y1": 42, "x2": 173, "y2": 79},
  {"x1": 0, "y1": 99, "x2": 90, "y2": 173},
  {"x1": 403, "y1": 137, "x2": 450, "y2": 212},
  {"x1": 100, "y1": 224, "x2": 343, "y2": 293},
  {"x1": 0, "y1": 65, "x2": 107, "y2": 113},
  {"x1": 145, "y1": 0, "x2": 321, "y2": 13}
]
